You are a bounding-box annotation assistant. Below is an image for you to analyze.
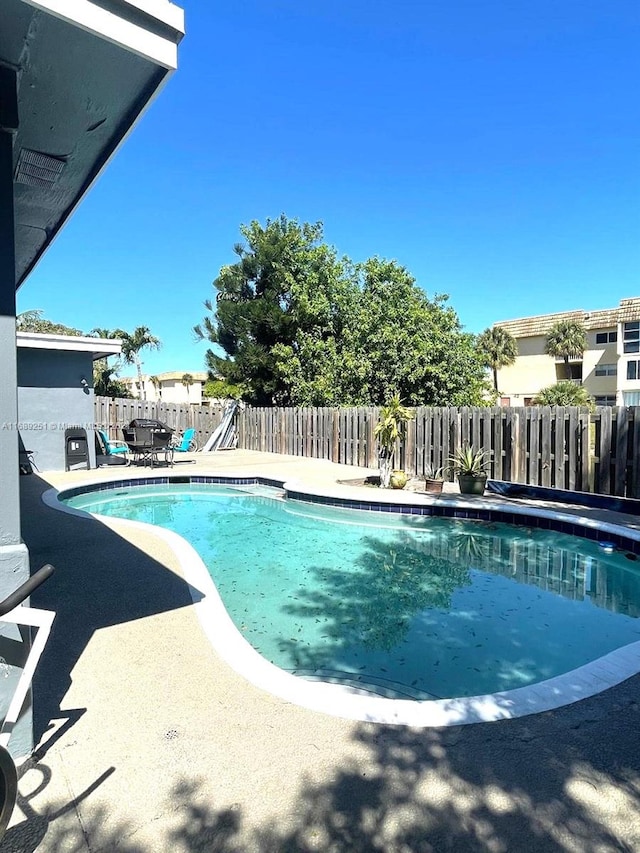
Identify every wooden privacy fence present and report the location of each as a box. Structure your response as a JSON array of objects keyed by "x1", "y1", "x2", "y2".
[
  {"x1": 237, "y1": 406, "x2": 640, "y2": 499},
  {"x1": 94, "y1": 397, "x2": 225, "y2": 451}
]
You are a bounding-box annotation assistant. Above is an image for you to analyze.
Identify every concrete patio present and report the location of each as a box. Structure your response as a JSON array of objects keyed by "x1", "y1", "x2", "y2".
[{"x1": 2, "y1": 450, "x2": 640, "y2": 852}]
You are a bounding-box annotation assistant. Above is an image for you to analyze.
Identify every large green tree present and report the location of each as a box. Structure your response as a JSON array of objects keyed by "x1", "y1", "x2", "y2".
[
  {"x1": 196, "y1": 217, "x2": 490, "y2": 406},
  {"x1": 195, "y1": 216, "x2": 358, "y2": 405},
  {"x1": 476, "y1": 326, "x2": 518, "y2": 393},
  {"x1": 17, "y1": 309, "x2": 83, "y2": 336},
  {"x1": 351, "y1": 259, "x2": 487, "y2": 406},
  {"x1": 544, "y1": 320, "x2": 587, "y2": 379}
]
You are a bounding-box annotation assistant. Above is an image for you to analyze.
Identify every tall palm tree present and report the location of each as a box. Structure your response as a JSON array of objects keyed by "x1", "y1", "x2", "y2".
[
  {"x1": 114, "y1": 326, "x2": 161, "y2": 400},
  {"x1": 544, "y1": 320, "x2": 587, "y2": 379},
  {"x1": 181, "y1": 373, "x2": 194, "y2": 401},
  {"x1": 149, "y1": 375, "x2": 162, "y2": 400},
  {"x1": 476, "y1": 326, "x2": 518, "y2": 393}
]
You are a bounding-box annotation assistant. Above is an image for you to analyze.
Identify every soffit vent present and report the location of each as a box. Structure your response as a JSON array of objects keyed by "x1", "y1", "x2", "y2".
[{"x1": 14, "y1": 148, "x2": 66, "y2": 188}]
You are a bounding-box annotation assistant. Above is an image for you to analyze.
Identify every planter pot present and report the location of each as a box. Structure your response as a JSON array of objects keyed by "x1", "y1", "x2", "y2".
[
  {"x1": 425, "y1": 478, "x2": 444, "y2": 495},
  {"x1": 389, "y1": 470, "x2": 408, "y2": 490},
  {"x1": 457, "y1": 474, "x2": 487, "y2": 495}
]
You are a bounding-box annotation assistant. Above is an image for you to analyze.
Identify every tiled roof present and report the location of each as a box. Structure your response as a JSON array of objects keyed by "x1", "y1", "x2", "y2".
[{"x1": 494, "y1": 297, "x2": 640, "y2": 338}]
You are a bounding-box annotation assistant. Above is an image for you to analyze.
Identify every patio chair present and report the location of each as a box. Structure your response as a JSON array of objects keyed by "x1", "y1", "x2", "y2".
[
  {"x1": 97, "y1": 429, "x2": 129, "y2": 458},
  {"x1": 171, "y1": 428, "x2": 198, "y2": 452}
]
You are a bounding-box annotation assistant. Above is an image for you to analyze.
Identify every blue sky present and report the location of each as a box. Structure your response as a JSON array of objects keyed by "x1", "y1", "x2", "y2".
[{"x1": 17, "y1": 0, "x2": 640, "y2": 377}]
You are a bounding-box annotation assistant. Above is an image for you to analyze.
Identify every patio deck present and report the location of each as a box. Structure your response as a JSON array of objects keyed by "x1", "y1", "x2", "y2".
[{"x1": 3, "y1": 450, "x2": 640, "y2": 852}]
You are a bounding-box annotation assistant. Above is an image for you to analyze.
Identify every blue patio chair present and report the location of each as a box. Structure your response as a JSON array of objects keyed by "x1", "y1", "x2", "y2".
[
  {"x1": 172, "y1": 428, "x2": 198, "y2": 452},
  {"x1": 97, "y1": 429, "x2": 129, "y2": 457}
]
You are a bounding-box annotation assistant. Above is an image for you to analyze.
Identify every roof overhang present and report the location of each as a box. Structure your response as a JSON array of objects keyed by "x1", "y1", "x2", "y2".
[
  {"x1": 17, "y1": 331, "x2": 122, "y2": 360},
  {"x1": 1, "y1": 0, "x2": 185, "y2": 288}
]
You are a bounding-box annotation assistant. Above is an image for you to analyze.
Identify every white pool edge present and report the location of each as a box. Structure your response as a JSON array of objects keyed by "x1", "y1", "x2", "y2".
[{"x1": 42, "y1": 475, "x2": 640, "y2": 727}]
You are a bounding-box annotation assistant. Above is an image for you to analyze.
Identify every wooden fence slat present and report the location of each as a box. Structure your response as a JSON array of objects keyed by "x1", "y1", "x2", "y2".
[
  {"x1": 631, "y1": 408, "x2": 640, "y2": 498},
  {"x1": 614, "y1": 406, "x2": 628, "y2": 496},
  {"x1": 493, "y1": 408, "x2": 503, "y2": 480},
  {"x1": 552, "y1": 407, "x2": 564, "y2": 488},
  {"x1": 415, "y1": 408, "x2": 424, "y2": 476},
  {"x1": 405, "y1": 414, "x2": 416, "y2": 476},
  {"x1": 443, "y1": 408, "x2": 455, "y2": 479},
  {"x1": 471, "y1": 408, "x2": 481, "y2": 450},
  {"x1": 480, "y1": 408, "x2": 492, "y2": 473},
  {"x1": 459, "y1": 407, "x2": 469, "y2": 448},
  {"x1": 540, "y1": 407, "x2": 552, "y2": 487},
  {"x1": 518, "y1": 408, "x2": 533, "y2": 483},
  {"x1": 526, "y1": 409, "x2": 536, "y2": 484},
  {"x1": 598, "y1": 408, "x2": 612, "y2": 495},
  {"x1": 432, "y1": 409, "x2": 442, "y2": 472},
  {"x1": 423, "y1": 409, "x2": 433, "y2": 473},
  {"x1": 579, "y1": 409, "x2": 591, "y2": 491}
]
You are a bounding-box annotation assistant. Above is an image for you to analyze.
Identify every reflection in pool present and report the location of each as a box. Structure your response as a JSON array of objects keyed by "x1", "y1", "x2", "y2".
[{"x1": 64, "y1": 484, "x2": 640, "y2": 699}]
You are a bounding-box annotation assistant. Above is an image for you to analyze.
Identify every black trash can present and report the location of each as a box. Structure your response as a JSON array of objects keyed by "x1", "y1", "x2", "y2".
[{"x1": 65, "y1": 428, "x2": 90, "y2": 471}]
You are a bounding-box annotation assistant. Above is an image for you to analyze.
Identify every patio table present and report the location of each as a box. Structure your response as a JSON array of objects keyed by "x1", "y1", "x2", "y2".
[{"x1": 122, "y1": 428, "x2": 174, "y2": 468}]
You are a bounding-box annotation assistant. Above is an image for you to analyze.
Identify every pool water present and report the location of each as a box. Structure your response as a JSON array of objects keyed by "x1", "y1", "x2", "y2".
[{"x1": 64, "y1": 484, "x2": 640, "y2": 699}]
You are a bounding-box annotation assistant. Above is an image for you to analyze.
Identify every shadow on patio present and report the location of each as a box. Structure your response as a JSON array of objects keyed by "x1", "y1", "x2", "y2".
[
  {"x1": 18, "y1": 473, "x2": 203, "y2": 748},
  {"x1": 3, "y1": 689, "x2": 640, "y2": 853}
]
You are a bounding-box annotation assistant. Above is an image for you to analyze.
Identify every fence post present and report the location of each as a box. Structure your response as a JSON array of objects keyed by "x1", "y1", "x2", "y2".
[{"x1": 631, "y1": 408, "x2": 640, "y2": 498}]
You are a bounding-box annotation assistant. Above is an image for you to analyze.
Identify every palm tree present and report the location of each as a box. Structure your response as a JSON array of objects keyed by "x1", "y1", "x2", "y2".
[
  {"x1": 374, "y1": 394, "x2": 414, "y2": 488},
  {"x1": 89, "y1": 327, "x2": 117, "y2": 339},
  {"x1": 544, "y1": 320, "x2": 587, "y2": 379},
  {"x1": 476, "y1": 326, "x2": 518, "y2": 393},
  {"x1": 114, "y1": 326, "x2": 161, "y2": 400},
  {"x1": 93, "y1": 361, "x2": 132, "y2": 398},
  {"x1": 149, "y1": 375, "x2": 162, "y2": 400},
  {"x1": 181, "y1": 373, "x2": 194, "y2": 402},
  {"x1": 533, "y1": 381, "x2": 594, "y2": 409}
]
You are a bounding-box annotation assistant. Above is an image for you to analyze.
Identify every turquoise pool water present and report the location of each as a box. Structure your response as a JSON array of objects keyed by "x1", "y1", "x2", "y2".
[{"x1": 64, "y1": 484, "x2": 640, "y2": 699}]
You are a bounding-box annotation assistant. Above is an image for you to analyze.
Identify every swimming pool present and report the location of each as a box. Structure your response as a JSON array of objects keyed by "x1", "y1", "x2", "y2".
[{"x1": 60, "y1": 480, "x2": 640, "y2": 714}]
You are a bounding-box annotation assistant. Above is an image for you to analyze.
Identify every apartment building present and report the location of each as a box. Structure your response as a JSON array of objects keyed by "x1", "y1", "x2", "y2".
[
  {"x1": 494, "y1": 297, "x2": 640, "y2": 407},
  {"x1": 122, "y1": 371, "x2": 209, "y2": 404}
]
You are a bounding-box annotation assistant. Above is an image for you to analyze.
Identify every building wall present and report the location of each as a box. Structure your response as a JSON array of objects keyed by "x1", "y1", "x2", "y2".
[
  {"x1": 496, "y1": 335, "x2": 558, "y2": 404},
  {"x1": 17, "y1": 349, "x2": 97, "y2": 471},
  {"x1": 153, "y1": 378, "x2": 206, "y2": 405},
  {"x1": 125, "y1": 373, "x2": 208, "y2": 404}
]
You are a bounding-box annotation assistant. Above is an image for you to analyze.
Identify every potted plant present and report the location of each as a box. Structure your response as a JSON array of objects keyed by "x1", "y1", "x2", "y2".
[
  {"x1": 424, "y1": 463, "x2": 446, "y2": 495},
  {"x1": 449, "y1": 445, "x2": 491, "y2": 495},
  {"x1": 374, "y1": 394, "x2": 414, "y2": 489},
  {"x1": 389, "y1": 469, "x2": 408, "y2": 490}
]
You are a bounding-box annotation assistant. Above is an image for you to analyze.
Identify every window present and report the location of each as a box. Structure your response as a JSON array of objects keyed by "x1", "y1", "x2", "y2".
[
  {"x1": 623, "y1": 322, "x2": 640, "y2": 353},
  {"x1": 595, "y1": 364, "x2": 616, "y2": 376},
  {"x1": 595, "y1": 331, "x2": 617, "y2": 344},
  {"x1": 628, "y1": 361, "x2": 640, "y2": 381},
  {"x1": 594, "y1": 395, "x2": 616, "y2": 407},
  {"x1": 499, "y1": 397, "x2": 510, "y2": 407}
]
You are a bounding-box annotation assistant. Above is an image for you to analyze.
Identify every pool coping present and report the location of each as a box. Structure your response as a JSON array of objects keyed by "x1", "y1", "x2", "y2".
[{"x1": 42, "y1": 470, "x2": 640, "y2": 727}]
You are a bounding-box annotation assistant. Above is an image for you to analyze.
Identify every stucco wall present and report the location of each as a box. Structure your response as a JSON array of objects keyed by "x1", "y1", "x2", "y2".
[
  {"x1": 497, "y1": 335, "x2": 559, "y2": 402},
  {"x1": 17, "y1": 349, "x2": 97, "y2": 471}
]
